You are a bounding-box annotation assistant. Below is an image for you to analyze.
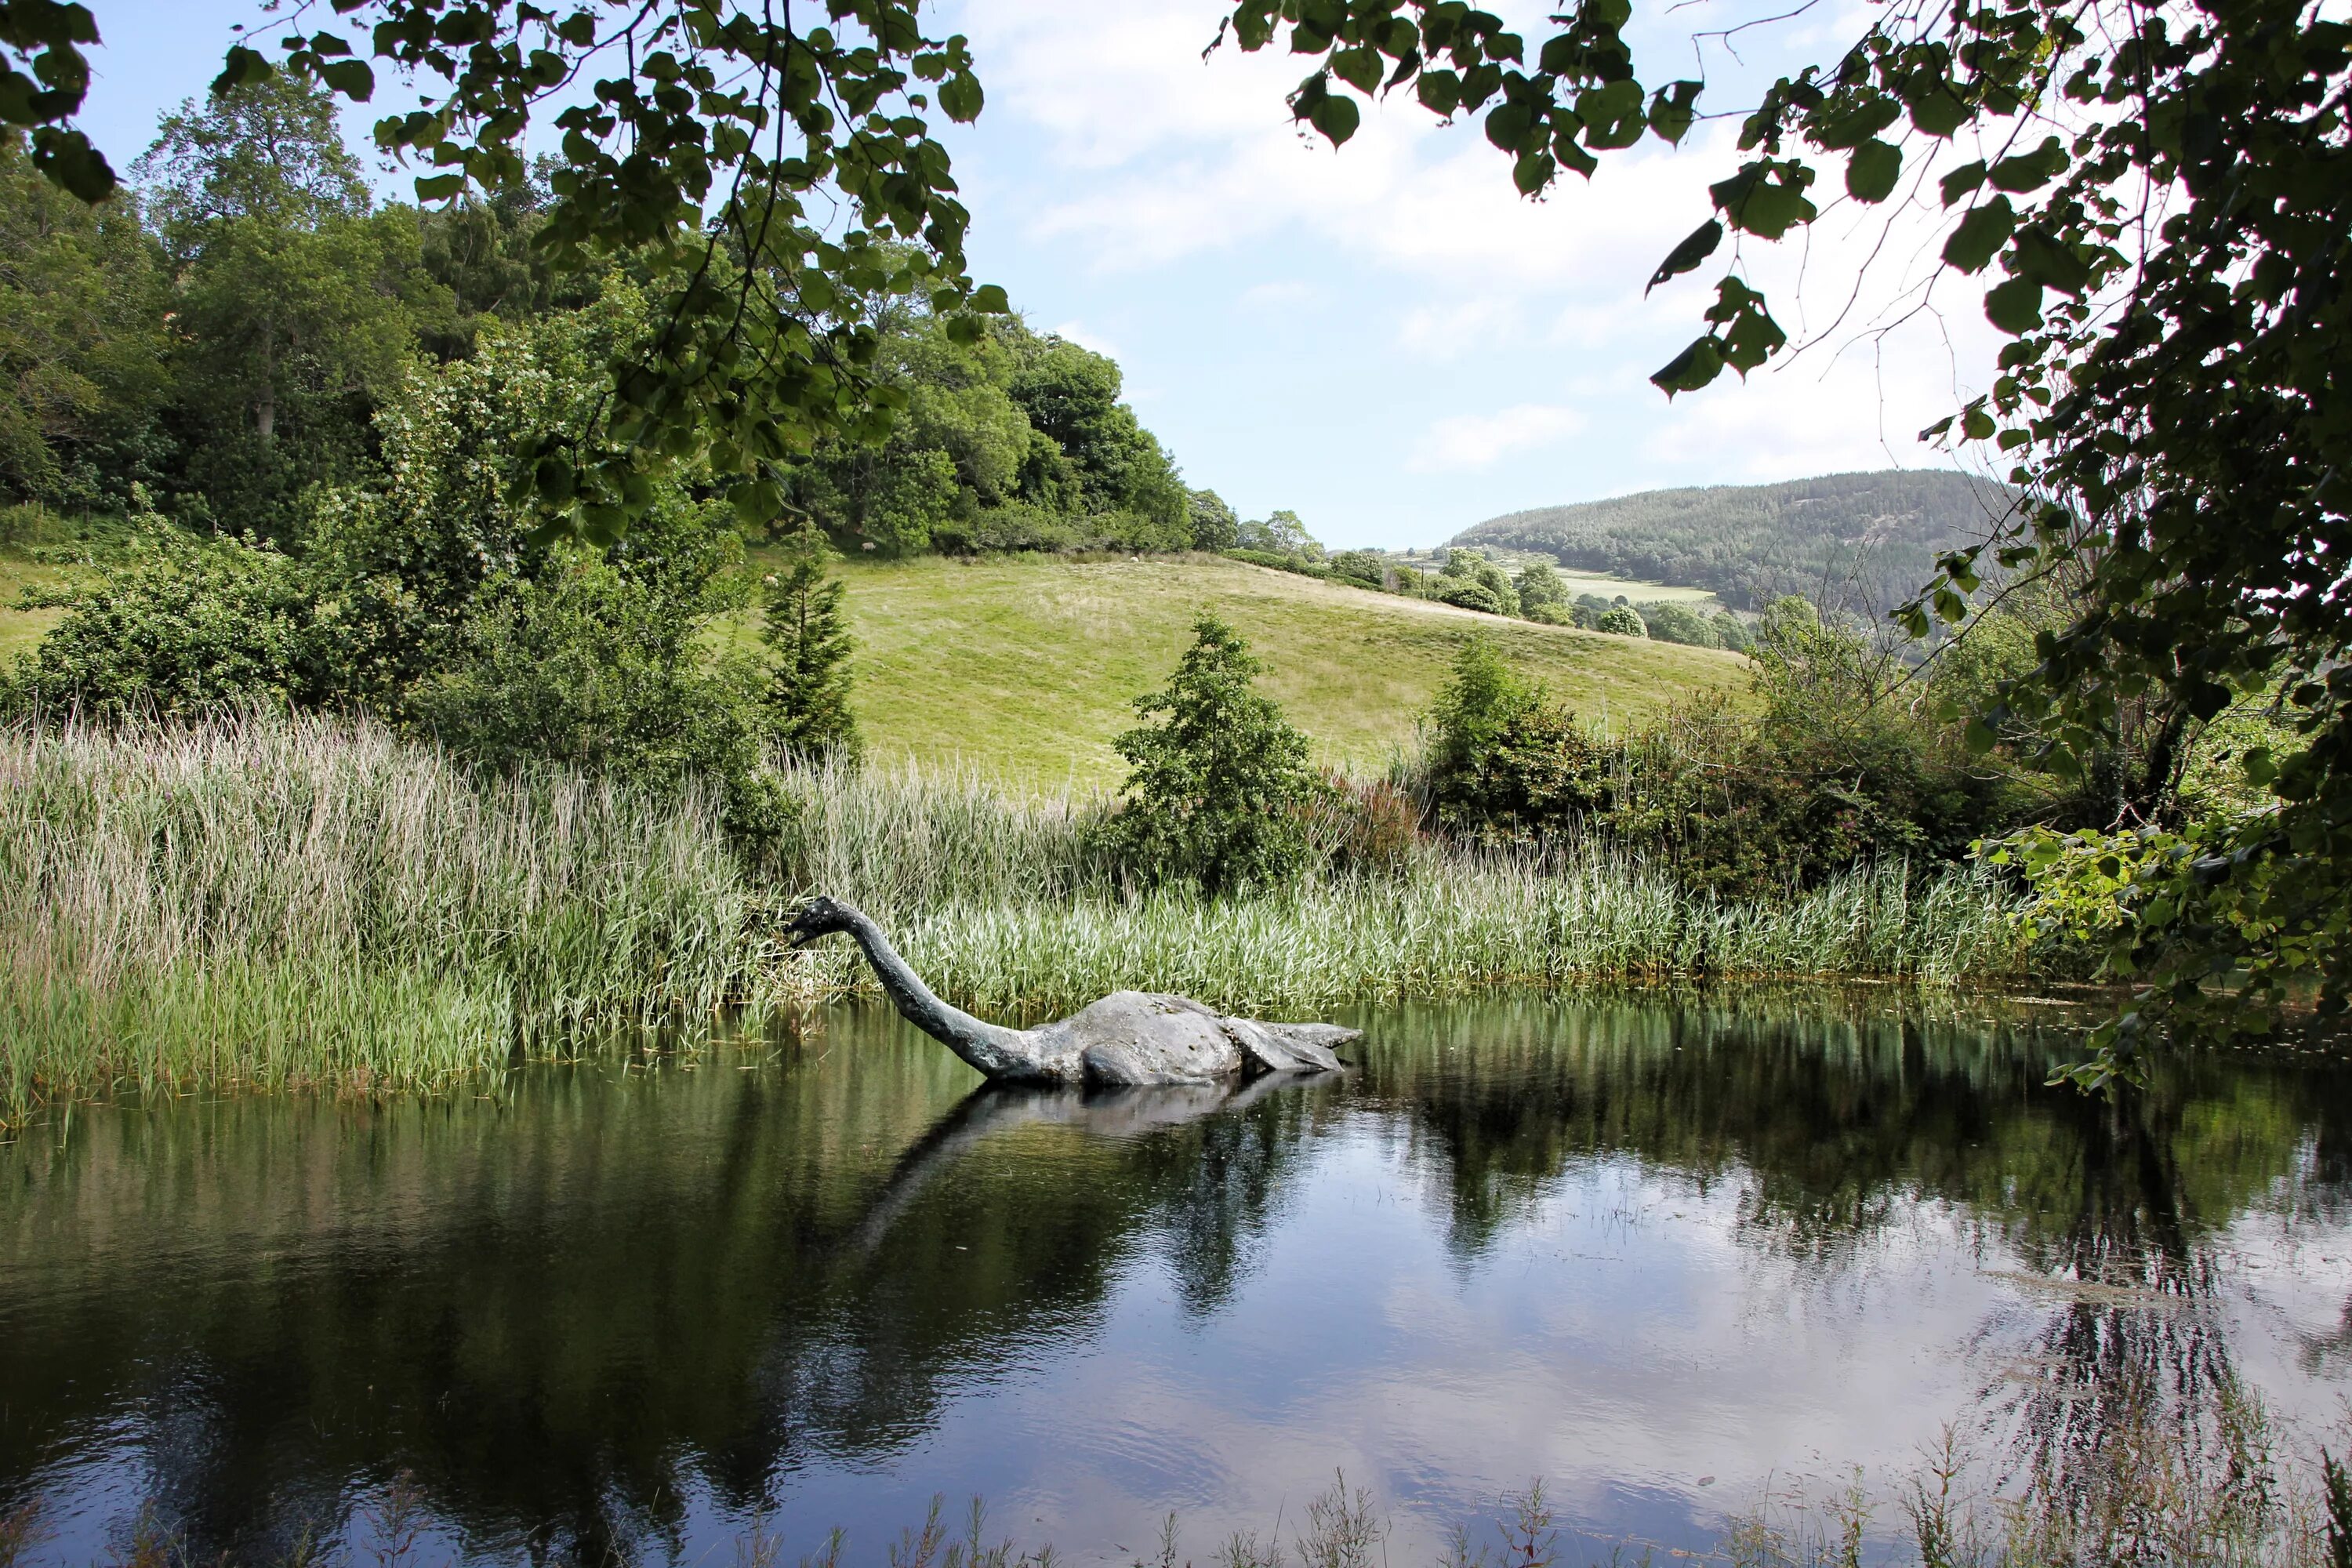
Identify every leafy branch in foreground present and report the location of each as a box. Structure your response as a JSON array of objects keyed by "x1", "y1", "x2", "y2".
[
  {"x1": 1221, "y1": 0, "x2": 2352, "y2": 1071},
  {"x1": 5, "y1": 0, "x2": 1005, "y2": 543}
]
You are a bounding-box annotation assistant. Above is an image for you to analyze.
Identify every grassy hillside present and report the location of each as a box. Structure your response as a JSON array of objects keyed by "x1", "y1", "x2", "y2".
[
  {"x1": 0, "y1": 545, "x2": 1749, "y2": 786},
  {"x1": 1452, "y1": 469, "x2": 2020, "y2": 612},
  {"x1": 0, "y1": 555, "x2": 65, "y2": 662},
  {"x1": 741, "y1": 554, "x2": 1751, "y2": 786}
]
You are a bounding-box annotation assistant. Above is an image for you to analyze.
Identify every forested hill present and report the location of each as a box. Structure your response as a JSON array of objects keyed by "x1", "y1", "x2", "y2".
[{"x1": 1450, "y1": 470, "x2": 2020, "y2": 612}]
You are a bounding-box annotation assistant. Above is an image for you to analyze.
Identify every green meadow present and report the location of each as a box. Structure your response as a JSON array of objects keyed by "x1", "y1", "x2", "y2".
[{"x1": 739, "y1": 552, "x2": 1750, "y2": 786}]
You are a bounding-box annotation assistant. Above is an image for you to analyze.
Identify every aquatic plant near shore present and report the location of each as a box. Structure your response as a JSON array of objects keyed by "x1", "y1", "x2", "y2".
[
  {"x1": 0, "y1": 713, "x2": 764, "y2": 1121},
  {"x1": 764, "y1": 755, "x2": 2043, "y2": 1016},
  {"x1": 2, "y1": 718, "x2": 2056, "y2": 1123}
]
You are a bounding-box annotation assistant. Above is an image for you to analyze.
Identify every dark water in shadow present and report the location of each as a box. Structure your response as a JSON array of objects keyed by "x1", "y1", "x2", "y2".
[{"x1": 3, "y1": 993, "x2": 2350, "y2": 1565}]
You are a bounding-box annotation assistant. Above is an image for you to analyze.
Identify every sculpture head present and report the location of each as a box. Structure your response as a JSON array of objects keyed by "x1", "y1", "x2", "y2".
[{"x1": 783, "y1": 895, "x2": 860, "y2": 948}]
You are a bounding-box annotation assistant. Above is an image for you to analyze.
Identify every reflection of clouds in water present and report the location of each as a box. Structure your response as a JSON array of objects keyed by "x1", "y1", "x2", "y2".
[
  {"x1": 7, "y1": 997, "x2": 2352, "y2": 1566},
  {"x1": 779, "y1": 1132, "x2": 2019, "y2": 1560}
]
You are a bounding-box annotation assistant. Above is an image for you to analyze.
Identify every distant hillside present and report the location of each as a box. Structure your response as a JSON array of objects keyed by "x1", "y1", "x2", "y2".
[
  {"x1": 720, "y1": 554, "x2": 1750, "y2": 786},
  {"x1": 1450, "y1": 470, "x2": 2020, "y2": 612}
]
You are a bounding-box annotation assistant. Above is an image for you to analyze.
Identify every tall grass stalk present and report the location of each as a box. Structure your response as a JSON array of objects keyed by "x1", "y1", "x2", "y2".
[
  {"x1": 764, "y1": 758, "x2": 2040, "y2": 1018},
  {"x1": 3, "y1": 724, "x2": 2048, "y2": 1123},
  {"x1": 1, "y1": 713, "x2": 764, "y2": 1121}
]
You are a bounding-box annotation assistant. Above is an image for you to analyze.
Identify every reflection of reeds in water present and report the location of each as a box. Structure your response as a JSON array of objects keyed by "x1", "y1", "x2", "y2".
[
  {"x1": 4, "y1": 1440, "x2": 2342, "y2": 1568},
  {"x1": 3, "y1": 721, "x2": 2049, "y2": 1123}
]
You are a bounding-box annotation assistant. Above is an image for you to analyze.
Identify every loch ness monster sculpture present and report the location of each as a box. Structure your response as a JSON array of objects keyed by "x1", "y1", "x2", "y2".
[{"x1": 784, "y1": 897, "x2": 1357, "y2": 1085}]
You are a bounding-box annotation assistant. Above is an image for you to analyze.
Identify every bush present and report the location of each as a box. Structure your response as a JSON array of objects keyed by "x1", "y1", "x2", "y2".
[
  {"x1": 1298, "y1": 768, "x2": 1421, "y2": 876},
  {"x1": 1432, "y1": 576, "x2": 1508, "y2": 615},
  {"x1": 1089, "y1": 615, "x2": 1319, "y2": 895},
  {"x1": 5, "y1": 531, "x2": 328, "y2": 717},
  {"x1": 414, "y1": 546, "x2": 765, "y2": 804},
  {"x1": 1516, "y1": 561, "x2": 1570, "y2": 619},
  {"x1": 1635, "y1": 600, "x2": 1719, "y2": 647},
  {"x1": 1425, "y1": 637, "x2": 1606, "y2": 841},
  {"x1": 1596, "y1": 604, "x2": 1647, "y2": 637},
  {"x1": 1417, "y1": 622, "x2": 2041, "y2": 897}
]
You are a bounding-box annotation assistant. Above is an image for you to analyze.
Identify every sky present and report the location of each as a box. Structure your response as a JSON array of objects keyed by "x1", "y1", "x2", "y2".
[{"x1": 71, "y1": 0, "x2": 2010, "y2": 550}]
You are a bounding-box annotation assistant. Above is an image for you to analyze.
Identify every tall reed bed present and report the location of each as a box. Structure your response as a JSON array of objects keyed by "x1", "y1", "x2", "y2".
[
  {"x1": 1, "y1": 714, "x2": 762, "y2": 1120},
  {"x1": 764, "y1": 759, "x2": 2039, "y2": 1018},
  {"x1": 2, "y1": 720, "x2": 2046, "y2": 1123}
]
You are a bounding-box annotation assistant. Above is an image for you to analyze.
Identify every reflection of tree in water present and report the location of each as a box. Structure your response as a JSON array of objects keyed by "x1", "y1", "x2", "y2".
[
  {"x1": 2, "y1": 995, "x2": 2347, "y2": 1566},
  {"x1": 0, "y1": 1011, "x2": 1330, "y2": 1567},
  {"x1": 1369, "y1": 991, "x2": 2352, "y2": 1533}
]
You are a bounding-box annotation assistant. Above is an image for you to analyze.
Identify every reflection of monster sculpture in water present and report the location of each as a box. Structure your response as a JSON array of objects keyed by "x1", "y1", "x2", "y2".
[{"x1": 786, "y1": 897, "x2": 1356, "y2": 1084}]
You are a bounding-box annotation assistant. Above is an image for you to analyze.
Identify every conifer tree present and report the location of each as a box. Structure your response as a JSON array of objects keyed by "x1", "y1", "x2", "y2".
[
  {"x1": 1094, "y1": 616, "x2": 1316, "y2": 895},
  {"x1": 759, "y1": 557, "x2": 858, "y2": 761}
]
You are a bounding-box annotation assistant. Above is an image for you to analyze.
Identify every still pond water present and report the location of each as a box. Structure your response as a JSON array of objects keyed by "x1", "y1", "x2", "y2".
[{"x1": 4, "y1": 994, "x2": 2351, "y2": 1565}]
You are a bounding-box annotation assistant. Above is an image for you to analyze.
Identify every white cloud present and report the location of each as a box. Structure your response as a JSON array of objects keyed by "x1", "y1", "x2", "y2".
[
  {"x1": 1411, "y1": 405, "x2": 1588, "y2": 473},
  {"x1": 1048, "y1": 320, "x2": 1123, "y2": 359},
  {"x1": 937, "y1": 0, "x2": 2016, "y2": 542},
  {"x1": 1238, "y1": 280, "x2": 1317, "y2": 312}
]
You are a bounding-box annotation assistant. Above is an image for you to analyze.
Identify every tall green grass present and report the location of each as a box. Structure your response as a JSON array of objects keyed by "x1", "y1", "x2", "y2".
[
  {"x1": 2, "y1": 720, "x2": 2049, "y2": 1123},
  {"x1": 765, "y1": 758, "x2": 2040, "y2": 1018},
  {"x1": 1, "y1": 714, "x2": 763, "y2": 1121}
]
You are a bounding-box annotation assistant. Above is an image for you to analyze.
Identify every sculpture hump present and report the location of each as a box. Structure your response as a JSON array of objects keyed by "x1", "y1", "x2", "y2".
[{"x1": 1051, "y1": 992, "x2": 1247, "y2": 1087}]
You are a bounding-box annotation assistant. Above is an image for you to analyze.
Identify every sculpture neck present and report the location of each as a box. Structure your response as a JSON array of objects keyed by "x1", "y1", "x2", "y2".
[{"x1": 836, "y1": 908, "x2": 1052, "y2": 1081}]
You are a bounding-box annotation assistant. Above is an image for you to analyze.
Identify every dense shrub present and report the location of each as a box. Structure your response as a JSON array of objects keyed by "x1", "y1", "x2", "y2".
[
  {"x1": 5, "y1": 530, "x2": 328, "y2": 717},
  {"x1": 413, "y1": 546, "x2": 766, "y2": 801},
  {"x1": 1432, "y1": 576, "x2": 1508, "y2": 615},
  {"x1": 1090, "y1": 616, "x2": 1319, "y2": 895},
  {"x1": 1419, "y1": 615, "x2": 2040, "y2": 897},
  {"x1": 1298, "y1": 767, "x2": 1421, "y2": 876},
  {"x1": 1596, "y1": 604, "x2": 1647, "y2": 637},
  {"x1": 1516, "y1": 561, "x2": 1569, "y2": 619},
  {"x1": 1635, "y1": 601, "x2": 1718, "y2": 647}
]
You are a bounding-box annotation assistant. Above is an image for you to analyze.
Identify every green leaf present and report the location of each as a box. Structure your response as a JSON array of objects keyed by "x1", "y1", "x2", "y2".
[
  {"x1": 414, "y1": 171, "x2": 468, "y2": 201},
  {"x1": 1813, "y1": 93, "x2": 1901, "y2": 151},
  {"x1": 1845, "y1": 138, "x2": 1900, "y2": 202},
  {"x1": 1962, "y1": 405, "x2": 1996, "y2": 441},
  {"x1": 1310, "y1": 91, "x2": 1361, "y2": 145},
  {"x1": 968, "y1": 283, "x2": 1010, "y2": 314},
  {"x1": 533, "y1": 458, "x2": 577, "y2": 504},
  {"x1": 1651, "y1": 336, "x2": 1726, "y2": 397},
  {"x1": 938, "y1": 71, "x2": 983, "y2": 122},
  {"x1": 1330, "y1": 45, "x2": 1382, "y2": 93},
  {"x1": 1942, "y1": 196, "x2": 2015, "y2": 273},
  {"x1": 1721, "y1": 301, "x2": 1787, "y2": 373},
  {"x1": 1907, "y1": 83, "x2": 1969, "y2": 137},
  {"x1": 1417, "y1": 69, "x2": 1462, "y2": 118},
  {"x1": 1939, "y1": 161, "x2": 1986, "y2": 206},
  {"x1": 1984, "y1": 276, "x2": 2045, "y2": 335},
  {"x1": 1711, "y1": 162, "x2": 1815, "y2": 240},
  {"x1": 1988, "y1": 136, "x2": 2067, "y2": 194},
  {"x1": 28, "y1": 126, "x2": 113, "y2": 202},
  {"x1": 1649, "y1": 80, "x2": 1701, "y2": 145},
  {"x1": 1576, "y1": 80, "x2": 1645, "y2": 150},
  {"x1": 1645, "y1": 219, "x2": 1722, "y2": 294},
  {"x1": 318, "y1": 59, "x2": 375, "y2": 101},
  {"x1": 211, "y1": 45, "x2": 275, "y2": 96},
  {"x1": 2012, "y1": 227, "x2": 2094, "y2": 296}
]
